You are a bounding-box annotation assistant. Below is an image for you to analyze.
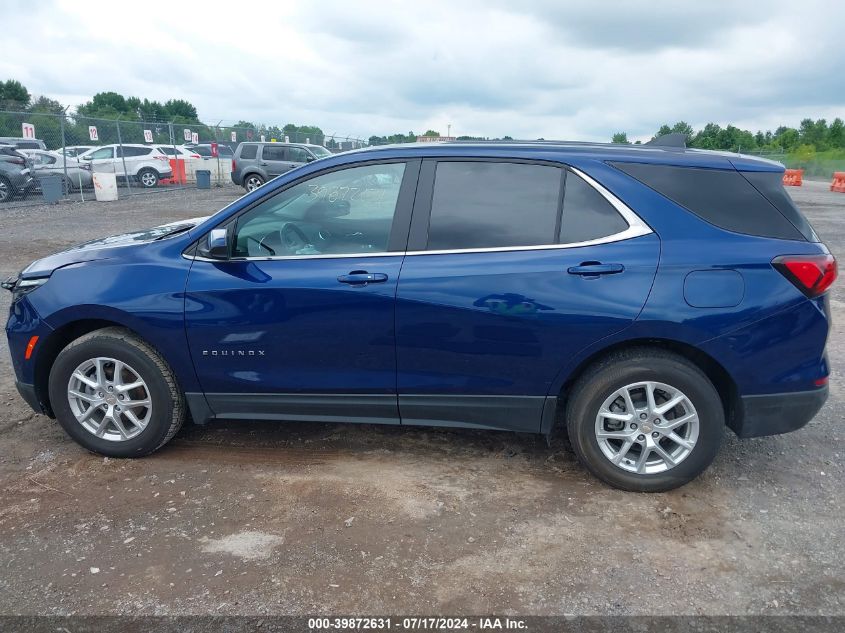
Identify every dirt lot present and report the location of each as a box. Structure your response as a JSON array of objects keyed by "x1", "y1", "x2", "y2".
[{"x1": 0, "y1": 181, "x2": 842, "y2": 616}]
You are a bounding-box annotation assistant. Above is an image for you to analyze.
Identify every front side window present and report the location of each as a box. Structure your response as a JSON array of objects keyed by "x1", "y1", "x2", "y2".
[
  {"x1": 426, "y1": 161, "x2": 562, "y2": 250},
  {"x1": 233, "y1": 162, "x2": 406, "y2": 258},
  {"x1": 88, "y1": 147, "x2": 114, "y2": 160},
  {"x1": 559, "y1": 171, "x2": 629, "y2": 243},
  {"x1": 288, "y1": 147, "x2": 310, "y2": 163}
]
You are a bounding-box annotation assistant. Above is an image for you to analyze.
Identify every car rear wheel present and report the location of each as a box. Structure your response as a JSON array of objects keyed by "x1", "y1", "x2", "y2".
[
  {"x1": 244, "y1": 173, "x2": 264, "y2": 192},
  {"x1": 565, "y1": 348, "x2": 723, "y2": 492},
  {"x1": 48, "y1": 327, "x2": 185, "y2": 457},
  {"x1": 138, "y1": 168, "x2": 159, "y2": 188},
  {"x1": 0, "y1": 176, "x2": 11, "y2": 202}
]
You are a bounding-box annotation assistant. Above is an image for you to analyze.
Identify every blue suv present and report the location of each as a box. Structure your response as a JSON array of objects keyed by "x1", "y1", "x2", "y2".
[{"x1": 4, "y1": 140, "x2": 835, "y2": 491}]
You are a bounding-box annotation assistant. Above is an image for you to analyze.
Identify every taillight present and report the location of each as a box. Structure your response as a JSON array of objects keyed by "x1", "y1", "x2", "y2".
[
  {"x1": 155, "y1": 155, "x2": 168, "y2": 162},
  {"x1": 773, "y1": 254, "x2": 837, "y2": 298},
  {"x1": 9, "y1": 157, "x2": 24, "y2": 165},
  {"x1": 231, "y1": 159, "x2": 236, "y2": 171}
]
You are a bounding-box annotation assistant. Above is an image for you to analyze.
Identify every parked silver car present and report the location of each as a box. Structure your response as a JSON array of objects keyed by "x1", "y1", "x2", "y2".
[
  {"x1": 231, "y1": 142, "x2": 332, "y2": 192},
  {"x1": 20, "y1": 150, "x2": 93, "y2": 190}
]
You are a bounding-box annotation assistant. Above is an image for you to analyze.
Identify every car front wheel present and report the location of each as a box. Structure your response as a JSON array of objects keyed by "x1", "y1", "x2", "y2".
[
  {"x1": 565, "y1": 348, "x2": 723, "y2": 492},
  {"x1": 48, "y1": 327, "x2": 185, "y2": 457}
]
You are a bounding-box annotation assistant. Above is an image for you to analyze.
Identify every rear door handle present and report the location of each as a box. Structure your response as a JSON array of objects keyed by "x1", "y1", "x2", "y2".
[
  {"x1": 337, "y1": 271, "x2": 388, "y2": 285},
  {"x1": 567, "y1": 262, "x2": 625, "y2": 276}
]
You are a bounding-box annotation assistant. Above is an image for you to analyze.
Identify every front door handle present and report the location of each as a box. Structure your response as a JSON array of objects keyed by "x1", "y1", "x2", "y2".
[
  {"x1": 567, "y1": 262, "x2": 625, "y2": 276},
  {"x1": 337, "y1": 271, "x2": 388, "y2": 285}
]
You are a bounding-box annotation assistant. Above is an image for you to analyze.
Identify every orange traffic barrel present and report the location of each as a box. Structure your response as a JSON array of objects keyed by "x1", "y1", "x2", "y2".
[{"x1": 831, "y1": 172, "x2": 845, "y2": 193}]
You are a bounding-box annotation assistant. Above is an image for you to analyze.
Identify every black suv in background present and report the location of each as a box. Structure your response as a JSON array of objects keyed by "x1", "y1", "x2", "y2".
[
  {"x1": 231, "y1": 142, "x2": 333, "y2": 191},
  {"x1": 0, "y1": 144, "x2": 35, "y2": 202}
]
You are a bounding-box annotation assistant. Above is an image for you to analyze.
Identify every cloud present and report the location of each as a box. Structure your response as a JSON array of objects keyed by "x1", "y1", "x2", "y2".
[{"x1": 1, "y1": 0, "x2": 843, "y2": 142}]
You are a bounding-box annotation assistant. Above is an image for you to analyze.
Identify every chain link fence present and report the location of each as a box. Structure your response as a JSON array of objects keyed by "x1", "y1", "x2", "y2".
[{"x1": 0, "y1": 109, "x2": 367, "y2": 207}]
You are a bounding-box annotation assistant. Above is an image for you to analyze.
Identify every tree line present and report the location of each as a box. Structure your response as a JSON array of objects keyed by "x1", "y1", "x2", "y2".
[
  {"x1": 613, "y1": 118, "x2": 845, "y2": 155},
  {"x1": 0, "y1": 79, "x2": 334, "y2": 148}
]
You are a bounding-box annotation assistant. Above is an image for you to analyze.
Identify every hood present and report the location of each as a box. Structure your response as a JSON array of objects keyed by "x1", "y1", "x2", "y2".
[{"x1": 20, "y1": 216, "x2": 210, "y2": 279}]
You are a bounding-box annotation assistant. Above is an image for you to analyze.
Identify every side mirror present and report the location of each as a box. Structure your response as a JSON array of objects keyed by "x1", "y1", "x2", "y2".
[
  {"x1": 81, "y1": 155, "x2": 92, "y2": 160},
  {"x1": 306, "y1": 155, "x2": 315, "y2": 162},
  {"x1": 199, "y1": 228, "x2": 229, "y2": 259}
]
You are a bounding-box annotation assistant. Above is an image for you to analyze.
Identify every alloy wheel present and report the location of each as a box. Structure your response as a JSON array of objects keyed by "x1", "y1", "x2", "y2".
[
  {"x1": 594, "y1": 381, "x2": 700, "y2": 474},
  {"x1": 66, "y1": 357, "x2": 152, "y2": 442}
]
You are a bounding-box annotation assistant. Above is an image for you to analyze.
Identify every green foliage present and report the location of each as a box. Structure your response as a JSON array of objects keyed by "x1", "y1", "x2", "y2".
[
  {"x1": 422, "y1": 130, "x2": 440, "y2": 137},
  {"x1": 611, "y1": 132, "x2": 630, "y2": 144},
  {"x1": 0, "y1": 79, "x2": 31, "y2": 109}
]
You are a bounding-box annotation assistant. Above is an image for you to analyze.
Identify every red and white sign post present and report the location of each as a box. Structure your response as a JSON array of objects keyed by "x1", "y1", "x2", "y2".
[
  {"x1": 88, "y1": 126, "x2": 98, "y2": 141},
  {"x1": 21, "y1": 122, "x2": 35, "y2": 138},
  {"x1": 143, "y1": 129, "x2": 153, "y2": 143}
]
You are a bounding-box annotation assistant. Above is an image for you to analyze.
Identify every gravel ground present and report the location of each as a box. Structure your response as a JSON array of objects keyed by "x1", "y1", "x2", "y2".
[{"x1": 0, "y1": 181, "x2": 842, "y2": 616}]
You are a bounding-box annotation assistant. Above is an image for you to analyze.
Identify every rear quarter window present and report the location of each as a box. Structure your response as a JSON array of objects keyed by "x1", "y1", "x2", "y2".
[
  {"x1": 239, "y1": 144, "x2": 258, "y2": 160},
  {"x1": 610, "y1": 162, "x2": 806, "y2": 241}
]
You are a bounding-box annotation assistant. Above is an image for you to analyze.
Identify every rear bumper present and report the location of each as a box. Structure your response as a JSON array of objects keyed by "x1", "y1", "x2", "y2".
[
  {"x1": 231, "y1": 171, "x2": 242, "y2": 185},
  {"x1": 733, "y1": 386, "x2": 828, "y2": 438}
]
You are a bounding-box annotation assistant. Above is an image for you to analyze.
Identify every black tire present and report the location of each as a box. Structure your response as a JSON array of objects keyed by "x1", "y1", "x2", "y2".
[
  {"x1": 0, "y1": 176, "x2": 12, "y2": 203},
  {"x1": 565, "y1": 348, "x2": 724, "y2": 492},
  {"x1": 48, "y1": 327, "x2": 185, "y2": 457},
  {"x1": 137, "y1": 168, "x2": 159, "y2": 188},
  {"x1": 243, "y1": 173, "x2": 264, "y2": 192}
]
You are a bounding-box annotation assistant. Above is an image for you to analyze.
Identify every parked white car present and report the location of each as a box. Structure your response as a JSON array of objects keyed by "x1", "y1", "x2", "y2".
[
  {"x1": 62, "y1": 145, "x2": 96, "y2": 158},
  {"x1": 155, "y1": 145, "x2": 202, "y2": 160},
  {"x1": 77, "y1": 144, "x2": 173, "y2": 187},
  {"x1": 20, "y1": 150, "x2": 93, "y2": 190}
]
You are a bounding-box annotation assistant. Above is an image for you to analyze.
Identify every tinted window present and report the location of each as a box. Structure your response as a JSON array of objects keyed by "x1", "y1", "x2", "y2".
[
  {"x1": 120, "y1": 147, "x2": 152, "y2": 157},
  {"x1": 427, "y1": 161, "x2": 561, "y2": 250},
  {"x1": 611, "y1": 162, "x2": 804, "y2": 241},
  {"x1": 262, "y1": 145, "x2": 286, "y2": 161},
  {"x1": 743, "y1": 171, "x2": 819, "y2": 242},
  {"x1": 288, "y1": 147, "x2": 310, "y2": 163},
  {"x1": 157, "y1": 146, "x2": 177, "y2": 156},
  {"x1": 16, "y1": 141, "x2": 41, "y2": 149},
  {"x1": 234, "y1": 162, "x2": 406, "y2": 257},
  {"x1": 239, "y1": 144, "x2": 257, "y2": 159},
  {"x1": 192, "y1": 145, "x2": 213, "y2": 156},
  {"x1": 560, "y1": 171, "x2": 628, "y2": 242}
]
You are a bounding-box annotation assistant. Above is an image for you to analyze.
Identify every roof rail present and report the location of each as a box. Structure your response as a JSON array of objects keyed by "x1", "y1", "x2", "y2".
[{"x1": 645, "y1": 133, "x2": 687, "y2": 148}]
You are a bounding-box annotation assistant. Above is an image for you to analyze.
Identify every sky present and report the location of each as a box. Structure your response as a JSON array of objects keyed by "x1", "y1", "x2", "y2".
[{"x1": 2, "y1": 0, "x2": 844, "y2": 142}]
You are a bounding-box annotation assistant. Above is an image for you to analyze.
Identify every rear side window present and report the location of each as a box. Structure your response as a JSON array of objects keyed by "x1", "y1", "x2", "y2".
[
  {"x1": 239, "y1": 144, "x2": 257, "y2": 159},
  {"x1": 120, "y1": 147, "x2": 152, "y2": 157},
  {"x1": 743, "y1": 171, "x2": 819, "y2": 242},
  {"x1": 426, "y1": 161, "x2": 561, "y2": 250},
  {"x1": 16, "y1": 141, "x2": 41, "y2": 149},
  {"x1": 611, "y1": 162, "x2": 804, "y2": 241},
  {"x1": 560, "y1": 172, "x2": 628, "y2": 243},
  {"x1": 262, "y1": 145, "x2": 286, "y2": 161}
]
